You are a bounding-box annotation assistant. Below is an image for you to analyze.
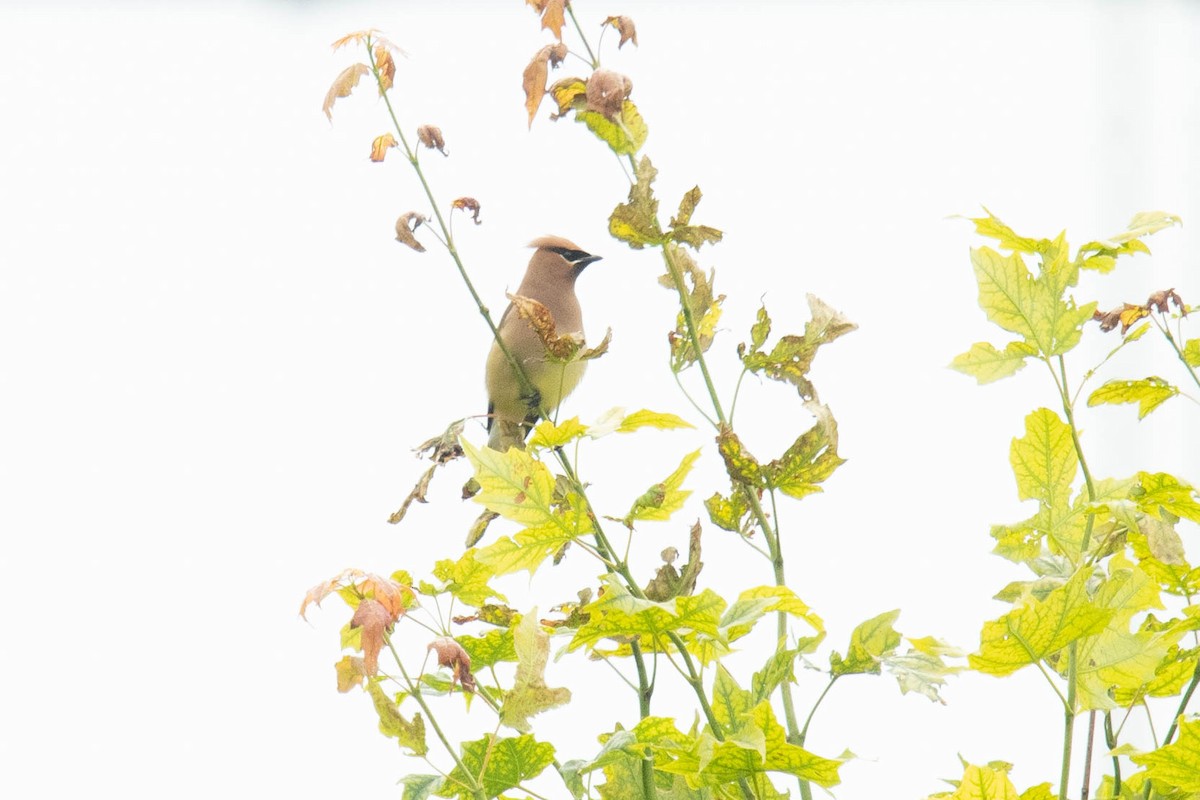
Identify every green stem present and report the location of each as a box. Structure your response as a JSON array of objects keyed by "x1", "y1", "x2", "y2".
[
  {"x1": 1163, "y1": 657, "x2": 1200, "y2": 746},
  {"x1": 1104, "y1": 712, "x2": 1121, "y2": 797},
  {"x1": 630, "y1": 640, "x2": 658, "y2": 800},
  {"x1": 1081, "y1": 711, "x2": 1096, "y2": 800},
  {"x1": 388, "y1": 640, "x2": 486, "y2": 800},
  {"x1": 566, "y1": 4, "x2": 600, "y2": 68},
  {"x1": 1059, "y1": 641, "x2": 1078, "y2": 800},
  {"x1": 1155, "y1": 314, "x2": 1200, "y2": 392}
]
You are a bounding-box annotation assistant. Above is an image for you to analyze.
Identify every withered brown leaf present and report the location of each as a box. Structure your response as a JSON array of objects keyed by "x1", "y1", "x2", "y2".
[
  {"x1": 452, "y1": 197, "x2": 482, "y2": 225},
  {"x1": 370, "y1": 133, "x2": 398, "y2": 162},
  {"x1": 359, "y1": 572, "x2": 412, "y2": 620},
  {"x1": 548, "y1": 77, "x2": 588, "y2": 119},
  {"x1": 585, "y1": 69, "x2": 632, "y2": 120},
  {"x1": 428, "y1": 636, "x2": 477, "y2": 693},
  {"x1": 1147, "y1": 288, "x2": 1185, "y2": 315},
  {"x1": 1093, "y1": 303, "x2": 1148, "y2": 333},
  {"x1": 507, "y1": 293, "x2": 584, "y2": 360},
  {"x1": 323, "y1": 63, "x2": 370, "y2": 122},
  {"x1": 395, "y1": 212, "x2": 428, "y2": 252},
  {"x1": 299, "y1": 567, "x2": 366, "y2": 619},
  {"x1": 527, "y1": 0, "x2": 567, "y2": 40},
  {"x1": 416, "y1": 124, "x2": 447, "y2": 155},
  {"x1": 522, "y1": 43, "x2": 570, "y2": 128},
  {"x1": 351, "y1": 599, "x2": 393, "y2": 676},
  {"x1": 374, "y1": 44, "x2": 396, "y2": 93},
  {"x1": 602, "y1": 15, "x2": 638, "y2": 48},
  {"x1": 331, "y1": 29, "x2": 380, "y2": 51}
]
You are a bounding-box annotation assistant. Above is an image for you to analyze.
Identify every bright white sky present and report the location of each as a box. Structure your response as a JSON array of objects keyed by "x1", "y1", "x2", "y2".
[{"x1": 2, "y1": 1, "x2": 1198, "y2": 797}]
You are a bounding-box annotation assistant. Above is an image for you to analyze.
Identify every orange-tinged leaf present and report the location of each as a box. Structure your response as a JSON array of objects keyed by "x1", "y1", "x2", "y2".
[
  {"x1": 395, "y1": 212, "x2": 428, "y2": 252},
  {"x1": 522, "y1": 44, "x2": 567, "y2": 128},
  {"x1": 527, "y1": 0, "x2": 566, "y2": 40},
  {"x1": 330, "y1": 29, "x2": 380, "y2": 51},
  {"x1": 586, "y1": 69, "x2": 632, "y2": 120},
  {"x1": 602, "y1": 15, "x2": 638, "y2": 48},
  {"x1": 322, "y1": 63, "x2": 369, "y2": 121},
  {"x1": 428, "y1": 636, "x2": 477, "y2": 692},
  {"x1": 374, "y1": 44, "x2": 395, "y2": 93},
  {"x1": 359, "y1": 572, "x2": 412, "y2": 620},
  {"x1": 300, "y1": 567, "x2": 366, "y2": 618},
  {"x1": 452, "y1": 197, "x2": 482, "y2": 225},
  {"x1": 369, "y1": 133, "x2": 397, "y2": 162},
  {"x1": 351, "y1": 598, "x2": 393, "y2": 676},
  {"x1": 417, "y1": 124, "x2": 447, "y2": 155}
]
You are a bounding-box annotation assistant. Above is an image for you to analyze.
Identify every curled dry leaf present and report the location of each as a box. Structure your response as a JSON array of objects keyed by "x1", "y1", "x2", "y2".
[
  {"x1": 1147, "y1": 288, "x2": 1185, "y2": 315},
  {"x1": 330, "y1": 29, "x2": 381, "y2": 51},
  {"x1": 369, "y1": 133, "x2": 398, "y2": 162},
  {"x1": 359, "y1": 572, "x2": 412, "y2": 620},
  {"x1": 323, "y1": 63, "x2": 370, "y2": 121},
  {"x1": 602, "y1": 15, "x2": 638, "y2": 48},
  {"x1": 548, "y1": 77, "x2": 588, "y2": 119},
  {"x1": 1094, "y1": 303, "x2": 1150, "y2": 334},
  {"x1": 428, "y1": 637, "x2": 477, "y2": 693},
  {"x1": 417, "y1": 124, "x2": 448, "y2": 155},
  {"x1": 395, "y1": 212, "x2": 428, "y2": 252},
  {"x1": 452, "y1": 197, "x2": 482, "y2": 225},
  {"x1": 374, "y1": 44, "x2": 396, "y2": 93},
  {"x1": 585, "y1": 69, "x2": 632, "y2": 120},
  {"x1": 527, "y1": 0, "x2": 566, "y2": 41},
  {"x1": 522, "y1": 43, "x2": 570, "y2": 128},
  {"x1": 351, "y1": 599, "x2": 394, "y2": 676},
  {"x1": 299, "y1": 567, "x2": 366, "y2": 618},
  {"x1": 507, "y1": 293, "x2": 584, "y2": 360}
]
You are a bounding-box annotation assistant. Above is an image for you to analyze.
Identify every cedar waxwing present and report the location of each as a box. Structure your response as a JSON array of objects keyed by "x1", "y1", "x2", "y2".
[{"x1": 486, "y1": 236, "x2": 602, "y2": 450}]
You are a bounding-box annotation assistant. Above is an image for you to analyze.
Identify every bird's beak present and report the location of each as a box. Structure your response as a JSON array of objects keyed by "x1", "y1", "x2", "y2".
[{"x1": 576, "y1": 254, "x2": 603, "y2": 270}]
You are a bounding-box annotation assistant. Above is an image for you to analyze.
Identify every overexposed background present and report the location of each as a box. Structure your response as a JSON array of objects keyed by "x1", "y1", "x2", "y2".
[{"x1": 2, "y1": 0, "x2": 1198, "y2": 797}]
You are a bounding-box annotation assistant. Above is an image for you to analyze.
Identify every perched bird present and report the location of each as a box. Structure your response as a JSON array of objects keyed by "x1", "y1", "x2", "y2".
[{"x1": 486, "y1": 236, "x2": 602, "y2": 450}]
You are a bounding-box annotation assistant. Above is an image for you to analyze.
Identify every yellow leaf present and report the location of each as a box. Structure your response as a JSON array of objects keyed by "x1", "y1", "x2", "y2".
[
  {"x1": 369, "y1": 133, "x2": 397, "y2": 162},
  {"x1": 322, "y1": 63, "x2": 369, "y2": 122}
]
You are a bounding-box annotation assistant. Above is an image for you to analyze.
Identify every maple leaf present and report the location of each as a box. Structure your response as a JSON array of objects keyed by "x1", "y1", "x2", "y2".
[
  {"x1": 1093, "y1": 303, "x2": 1149, "y2": 334},
  {"x1": 1147, "y1": 288, "x2": 1185, "y2": 315},
  {"x1": 395, "y1": 212, "x2": 428, "y2": 252},
  {"x1": 527, "y1": 0, "x2": 566, "y2": 40},
  {"x1": 373, "y1": 44, "x2": 395, "y2": 93},
  {"x1": 547, "y1": 77, "x2": 588, "y2": 119},
  {"x1": 585, "y1": 69, "x2": 632, "y2": 120},
  {"x1": 369, "y1": 133, "x2": 397, "y2": 162},
  {"x1": 330, "y1": 29, "x2": 380, "y2": 52},
  {"x1": 417, "y1": 124, "x2": 447, "y2": 155},
  {"x1": 602, "y1": 15, "x2": 638, "y2": 48},
  {"x1": 322, "y1": 63, "x2": 369, "y2": 122},
  {"x1": 359, "y1": 572, "x2": 412, "y2": 619},
  {"x1": 452, "y1": 197, "x2": 482, "y2": 225},
  {"x1": 522, "y1": 43, "x2": 569, "y2": 128},
  {"x1": 506, "y1": 293, "x2": 585, "y2": 360},
  {"x1": 299, "y1": 567, "x2": 365, "y2": 618},
  {"x1": 351, "y1": 598, "x2": 393, "y2": 676},
  {"x1": 428, "y1": 636, "x2": 477, "y2": 692}
]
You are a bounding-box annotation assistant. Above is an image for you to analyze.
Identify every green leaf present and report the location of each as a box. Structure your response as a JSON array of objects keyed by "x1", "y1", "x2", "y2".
[
  {"x1": 1131, "y1": 718, "x2": 1200, "y2": 792},
  {"x1": 1010, "y1": 408, "x2": 1076, "y2": 509},
  {"x1": 463, "y1": 439, "x2": 559, "y2": 526},
  {"x1": 705, "y1": 488, "x2": 750, "y2": 533},
  {"x1": 969, "y1": 246, "x2": 1095, "y2": 357},
  {"x1": 432, "y1": 551, "x2": 506, "y2": 607},
  {"x1": 1087, "y1": 377, "x2": 1179, "y2": 419},
  {"x1": 763, "y1": 402, "x2": 845, "y2": 499},
  {"x1": 1136, "y1": 472, "x2": 1200, "y2": 524},
  {"x1": 458, "y1": 628, "x2": 517, "y2": 669},
  {"x1": 445, "y1": 734, "x2": 555, "y2": 800},
  {"x1": 1182, "y1": 338, "x2": 1200, "y2": 368},
  {"x1": 501, "y1": 612, "x2": 571, "y2": 732},
  {"x1": 741, "y1": 295, "x2": 856, "y2": 399},
  {"x1": 609, "y1": 155, "x2": 662, "y2": 249},
  {"x1": 943, "y1": 763, "x2": 1021, "y2": 800},
  {"x1": 968, "y1": 209, "x2": 1048, "y2": 254},
  {"x1": 399, "y1": 774, "x2": 444, "y2": 800},
  {"x1": 970, "y1": 568, "x2": 1113, "y2": 676},
  {"x1": 950, "y1": 341, "x2": 1037, "y2": 384},
  {"x1": 830, "y1": 609, "x2": 902, "y2": 676},
  {"x1": 736, "y1": 585, "x2": 823, "y2": 632},
  {"x1": 882, "y1": 640, "x2": 965, "y2": 704},
  {"x1": 617, "y1": 409, "x2": 695, "y2": 433},
  {"x1": 578, "y1": 99, "x2": 648, "y2": 156},
  {"x1": 624, "y1": 449, "x2": 701, "y2": 524},
  {"x1": 752, "y1": 647, "x2": 797, "y2": 704},
  {"x1": 1104, "y1": 210, "x2": 1182, "y2": 246},
  {"x1": 711, "y1": 664, "x2": 755, "y2": 731},
  {"x1": 749, "y1": 305, "x2": 771, "y2": 353},
  {"x1": 528, "y1": 417, "x2": 589, "y2": 449},
  {"x1": 366, "y1": 680, "x2": 428, "y2": 755}
]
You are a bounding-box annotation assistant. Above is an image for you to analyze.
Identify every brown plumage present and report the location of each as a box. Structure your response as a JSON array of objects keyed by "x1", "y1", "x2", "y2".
[{"x1": 485, "y1": 236, "x2": 602, "y2": 450}]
